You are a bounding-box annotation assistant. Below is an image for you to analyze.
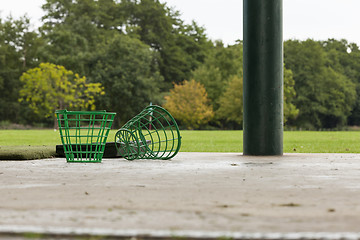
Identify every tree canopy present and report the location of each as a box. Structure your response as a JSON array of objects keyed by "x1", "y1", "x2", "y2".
[
  {"x1": 0, "y1": 16, "x2": 42, "y2": 123},
  {"x1": 284, "y1": 39, "x2": 357, "y2": 129},
  {"x1": 1, "y1": 1, "x2": 360, "y2": 130},
  {"x1": 19, "y1": 63, "x2": 104, "y2": 126},
  {"x1": 89, "y1": 34, "x2": 164, "y2": 125},
  {"x1": 164, "y1": 79, "x2": 214, "y2": 129}
]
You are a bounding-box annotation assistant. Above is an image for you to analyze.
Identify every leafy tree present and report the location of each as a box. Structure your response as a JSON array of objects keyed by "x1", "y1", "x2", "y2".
[
  {"x1": 88, "y1": 34, "x2": 163, "y2": 126},
  {"x1": 322, "y1": 39, "x2": 354, "y2": 76},
  {"x1": 4, "y1": 0, "x2": 360, "y2": 131},
  {"x1": 164, "y1": 79, "x2": 214, "y2": 129},
  {"x1": 283, "y1": 66, "x2": 299, "y2": 124},
  {"x1": 40, "y1": 0, "x2": 136, "y2": 77},
  {"x1": 216, "y1": 66, "x2": 298, "y2": 129},
  {"x1": 39, "y1": 25, "x2": 91, "y2": 77},
  {"x1": 216, "y1": 75, "x2": 243, "y2": 127},
  {"x1": 18, "y1": 63, "x2": 104, "y2": 126},
  {"x1": 40, "y1": 0, "x2": 99, "y2": 76},
  {"x1": 348, "y1": 46, "x2": 360, "y2": 125},
  {"x1": 0, "y1": 16, "x2": 43, "y2": 123},
  {"x1": 320, "y1": 39, "x2": 360, "y2": 126},
  {"x1": 285, "y1": 39, "x2": 356, "y2": 128},
  {"x1": 40, "y1": 0, "x2": 165, "y2": 126},
  {"x1": 192, "y1": 41, "x2": 243, "y2": 110},
  {"x1": 192, "y1": 64, "x2": 223, "y2": 107},
  {"x1": 318, "y1": 67, "x2": 356, "y2": 127},
  {"x1": 40, "y1": 0, "x2": 211, "y2": 89},
  {"x1": 128, "y1": 0, "x2": 211, "y2": 86}
]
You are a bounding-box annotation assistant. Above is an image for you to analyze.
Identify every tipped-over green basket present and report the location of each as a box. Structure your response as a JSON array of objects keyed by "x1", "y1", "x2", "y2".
[
  {"x1": 115, "y1": 105, "x2": 181, "y2": 160},
  {"x1": 56, "y1": 110, "x2": 116, "y2": 162}
]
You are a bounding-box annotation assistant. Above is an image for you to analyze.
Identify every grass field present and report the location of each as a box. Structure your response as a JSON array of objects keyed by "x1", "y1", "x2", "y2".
[{"x1": 1, "y1": 129, "x2": 360, "y2": 153}]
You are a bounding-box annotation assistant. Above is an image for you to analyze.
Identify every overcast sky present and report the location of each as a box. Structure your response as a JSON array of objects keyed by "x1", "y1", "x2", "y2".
[{"x1": 1, "y1": 0, "x2": 360, "y2": 46}]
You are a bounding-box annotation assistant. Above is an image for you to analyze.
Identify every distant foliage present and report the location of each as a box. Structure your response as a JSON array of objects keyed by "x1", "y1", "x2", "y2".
[
  {"x1": 2, "y1": 1, "x2": 360, "y2": 130},
  {"x1": 88, "y1": 34, "x2": 164, "y2": 125},
  {"x1": 285, "y1": 39, "x2": 357, "y2": 128},
  {"x1": 216, "y1": 75, "x2": 243, "y2": 125},
  {"x1": 164, "y1": 80, "x2": 214, "y2": 129},
  {"x1": 283, "y1": 66, "x2": 299, "y2": 124},
  {"x1": 19, "y1": 63, "x2": 104, "y2": 119},
  {"x1": 216, "y1": 67, "x2": 299, "y2": 128},
  {"x1": 192, "y1": 42, "x2": 243, "y2": 110},
  {"x1": 0, "y1": 16, "x2": 42, "y2": 124}
]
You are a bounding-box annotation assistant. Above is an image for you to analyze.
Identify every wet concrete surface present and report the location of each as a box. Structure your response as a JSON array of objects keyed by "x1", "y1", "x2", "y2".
[{"x1": 0, "y1": 152, "x2": 360, "y2": 239}]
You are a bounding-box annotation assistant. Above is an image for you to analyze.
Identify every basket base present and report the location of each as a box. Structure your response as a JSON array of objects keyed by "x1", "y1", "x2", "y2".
[
  {"x1": 56, "y1": 142, "x2": 116, "y2": 158},
  {"x1": 56, "y1": 141, "x2": 150, "y2": 158}
]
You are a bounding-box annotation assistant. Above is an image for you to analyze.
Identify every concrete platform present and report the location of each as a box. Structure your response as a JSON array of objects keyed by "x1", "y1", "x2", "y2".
[{"x1": 0, "y1": 152, "x2": 360, "y2": 239}]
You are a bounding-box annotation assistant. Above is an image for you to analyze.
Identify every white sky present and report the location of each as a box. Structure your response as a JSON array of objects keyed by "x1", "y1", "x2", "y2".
[{"x1": 1, "y1": 0, "x2": 360, "y2": 46}]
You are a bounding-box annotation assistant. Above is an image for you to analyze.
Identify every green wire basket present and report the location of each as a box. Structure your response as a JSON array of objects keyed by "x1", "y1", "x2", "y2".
[
  {"x1": 56, "y1": 110, "x2": 116, "y2": 163},
  {"x1": 115, "y1": 105, "x2": 181, "y2": 160}
]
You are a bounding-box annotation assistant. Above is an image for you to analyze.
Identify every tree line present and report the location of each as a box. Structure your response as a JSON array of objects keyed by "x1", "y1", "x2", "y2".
[{"x1": 0, "y1": 0, "x2": 359, "y2": 130}]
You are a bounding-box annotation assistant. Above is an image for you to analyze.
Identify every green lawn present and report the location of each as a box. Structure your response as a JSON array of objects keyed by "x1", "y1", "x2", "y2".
[
  {"x1": 0, "y1": 129, "x2": 360, "y2": 153},
  {"x1": 180, "y1": 130, "x2": 360, "y2": 153}
]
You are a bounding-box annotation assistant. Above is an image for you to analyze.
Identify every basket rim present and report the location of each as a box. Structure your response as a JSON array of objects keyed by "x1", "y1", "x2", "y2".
[{"x1": 55, "y1": 109, "x2": 116, "y2": 115}]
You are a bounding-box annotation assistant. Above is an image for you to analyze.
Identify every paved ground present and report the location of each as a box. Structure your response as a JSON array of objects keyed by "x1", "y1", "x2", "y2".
[{"x1": 0, "y1": 152, "x2": 360, "y2": 239}]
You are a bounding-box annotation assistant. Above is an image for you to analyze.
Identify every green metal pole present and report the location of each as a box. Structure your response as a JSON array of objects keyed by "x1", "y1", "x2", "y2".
[{"x1": 243, "y1": 0, "x2": 283, "y2": 155}]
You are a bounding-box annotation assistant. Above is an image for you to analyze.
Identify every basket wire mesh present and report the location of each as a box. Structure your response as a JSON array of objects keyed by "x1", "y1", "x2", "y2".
[
  {"x1": 115, "y1": 105, "x2": 181, "y2": 160},
  {"x1": 56, "y1": 110, "x2": 116, "y2": 162}
]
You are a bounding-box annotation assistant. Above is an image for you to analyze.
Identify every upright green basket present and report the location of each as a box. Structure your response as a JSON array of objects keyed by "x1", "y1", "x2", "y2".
[
  {"x1": 56, "y1": 110, "x2": 116, "y2": 163},
  {"x1": 115, "y1": 105, "x2": 181, "y2": 160}
]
